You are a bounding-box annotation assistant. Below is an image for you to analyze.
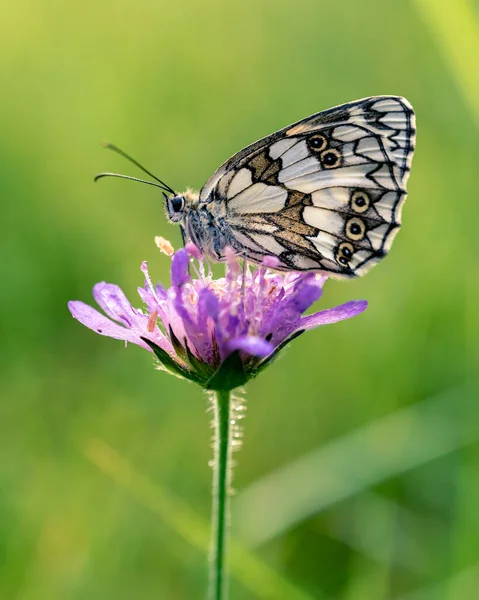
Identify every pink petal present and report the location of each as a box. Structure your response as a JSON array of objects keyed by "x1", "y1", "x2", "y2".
[
  {"x1": 299, "y1": 300, "x2": 368, "y2": 329},
  {"x1": 68, "y1": 301, "x2": 151, "y2": 350},
  {"x1": 93, "y1": 283, "x2": 142, "y2": 328},
  {"x1": 227, "y1": 335, "x2": 274, "y2": 358},
  {"x1": 185, "y1": 243, "x2": 202, "y2": 260},
  {"x1": 171, "y1": 249, "x2": 190, "y2": 287}
]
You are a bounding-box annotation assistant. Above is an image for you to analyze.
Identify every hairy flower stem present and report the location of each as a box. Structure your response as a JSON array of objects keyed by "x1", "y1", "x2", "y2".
[{"x1": 209, "y1": 389, "x2": 235, "y2": 600}]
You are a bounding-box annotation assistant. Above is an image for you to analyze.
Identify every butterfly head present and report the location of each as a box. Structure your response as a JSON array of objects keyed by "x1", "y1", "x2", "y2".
[
  {"x1": 164, "y1": 193, "x2": 185, "y2": 223},
  {"x1": 163, "y1": 189, "x2": 198, "y2": 224}
]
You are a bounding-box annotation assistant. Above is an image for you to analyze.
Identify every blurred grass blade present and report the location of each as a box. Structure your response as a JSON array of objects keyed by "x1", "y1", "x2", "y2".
[
  {"x1": 83, "y1": 439, "x2": 321, "y2": 600},
  {"x1": 414, "y1": 0, "x2": 479, "y2": 127},
  {"x1": 395, "y1": 563, "x2": 479, "y2": 600},
  {"x1": 235, "y1": 386, "x2": 477, "y2": 546},
  {"x1": 323, "y1": 491, "x2": 440, "y2": 573}
]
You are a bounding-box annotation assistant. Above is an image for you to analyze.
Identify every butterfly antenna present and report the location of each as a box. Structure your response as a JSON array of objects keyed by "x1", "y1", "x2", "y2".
[
  {"x1": 100, "y1": 142, "x2": 176, "y2": 194},
  {"x1": 94, "y1": 172, "x2": 171, "y2": 190}
]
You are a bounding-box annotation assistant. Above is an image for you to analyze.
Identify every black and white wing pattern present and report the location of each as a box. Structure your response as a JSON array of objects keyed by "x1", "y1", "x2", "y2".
[{"x1": 199, "y1": 96, "x2": 415, "y2": 277}]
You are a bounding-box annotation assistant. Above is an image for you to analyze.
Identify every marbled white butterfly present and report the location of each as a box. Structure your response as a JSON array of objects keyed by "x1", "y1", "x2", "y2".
[{"x1": 97, "y1": 96, "x2": 415, "y2": 277}]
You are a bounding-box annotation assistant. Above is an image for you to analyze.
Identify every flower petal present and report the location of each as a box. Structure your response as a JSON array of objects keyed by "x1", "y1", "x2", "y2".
[
  {"x1": 171, "y1": 248, "x2": 190, "y2": 287},
  {"x1": 181, "y1": 287, "x2": 218, "y2": 363},
  {"x1": 93, "y1": 283, "x2": 142, "y2": 328},
  {"x1": 291, "y1": 281, "x2": 323, "y2": 313},
  {"x1": 68, "y1": 301, "x2": 151, "y2": 349},
  {"x1": 198, "y1": 287, "x2": 219, "y2": 322},
  {"x1": 227, "y1": 335, "x2": 274, "y2": 358},
  {"x1": 260, "y1": 278, "x2": 324, "y2": 344},
  {"x1": 299, "y1": 300, "x2": 368, "y2": 329},
  {"x1": 185, "y1": 242, "x2": 202, "y2": 260},
  {"x1": 137, "y1": 286, "x2": 158, "y2": 313},
  {"x1": 262, "y1": 255, "x2": 280, "y2": 268},
  {"x1": 155, "y1": 284, "x2": 168, "y2": 301}
]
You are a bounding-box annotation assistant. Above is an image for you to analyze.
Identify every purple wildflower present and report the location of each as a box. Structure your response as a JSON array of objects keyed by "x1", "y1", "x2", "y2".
[{"x1": 68, "y1": 241, "x2": 367, "y2": 390}]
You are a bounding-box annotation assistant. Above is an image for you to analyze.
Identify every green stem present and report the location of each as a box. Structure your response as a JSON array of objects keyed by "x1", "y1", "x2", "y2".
[{"x1": 209, "y1": 389, "x2": 232, "y2": 600}]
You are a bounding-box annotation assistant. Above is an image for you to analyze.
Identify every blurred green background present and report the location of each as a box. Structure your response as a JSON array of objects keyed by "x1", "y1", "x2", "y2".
[{"x1": 1, "y1": 0, "x2": 478, "y2": 598}]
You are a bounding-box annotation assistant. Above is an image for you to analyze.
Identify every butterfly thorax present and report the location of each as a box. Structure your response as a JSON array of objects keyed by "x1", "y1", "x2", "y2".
[{"x1": 181, "y1": 190, "x2": 241, "y2": 260}]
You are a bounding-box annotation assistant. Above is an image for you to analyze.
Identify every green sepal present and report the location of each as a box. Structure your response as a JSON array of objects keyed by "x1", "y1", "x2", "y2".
[
  {"x1": 168, "y1": 325, "x2": 188, "y2": 362},
  {"x1": 184, "y1": 340, "x2": 215, "y2": 380},
  {"x1": 205, "y1": 351, "x2": 249, "y2": 391},
  {"x1": 141, "y1": 337, "x2": 205, "y2": 385},
  {"x1": 247, "y1": 330, "x2": 305, "y2": 379}
]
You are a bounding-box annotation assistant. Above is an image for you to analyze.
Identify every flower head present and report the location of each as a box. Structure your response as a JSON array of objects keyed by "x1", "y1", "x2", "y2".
[{"x1": 68, "y1": 241, "x2": 367, "y2": 390}]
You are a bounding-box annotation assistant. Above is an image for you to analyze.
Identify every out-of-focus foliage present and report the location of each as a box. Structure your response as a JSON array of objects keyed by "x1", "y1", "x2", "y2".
[{"x1": 1, "y1": 0, "x2": 477, "y2": 598}]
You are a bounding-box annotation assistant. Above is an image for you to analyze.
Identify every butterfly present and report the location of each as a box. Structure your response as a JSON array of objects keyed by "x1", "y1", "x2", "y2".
[{"x1": 96, "y1": 96, "x2": 415, "y2": 278}]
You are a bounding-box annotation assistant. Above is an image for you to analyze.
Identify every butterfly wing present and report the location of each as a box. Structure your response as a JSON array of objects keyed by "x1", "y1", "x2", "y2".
[{"x1": 199, "y1": 96, "x2": 416, "y2": 277}]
